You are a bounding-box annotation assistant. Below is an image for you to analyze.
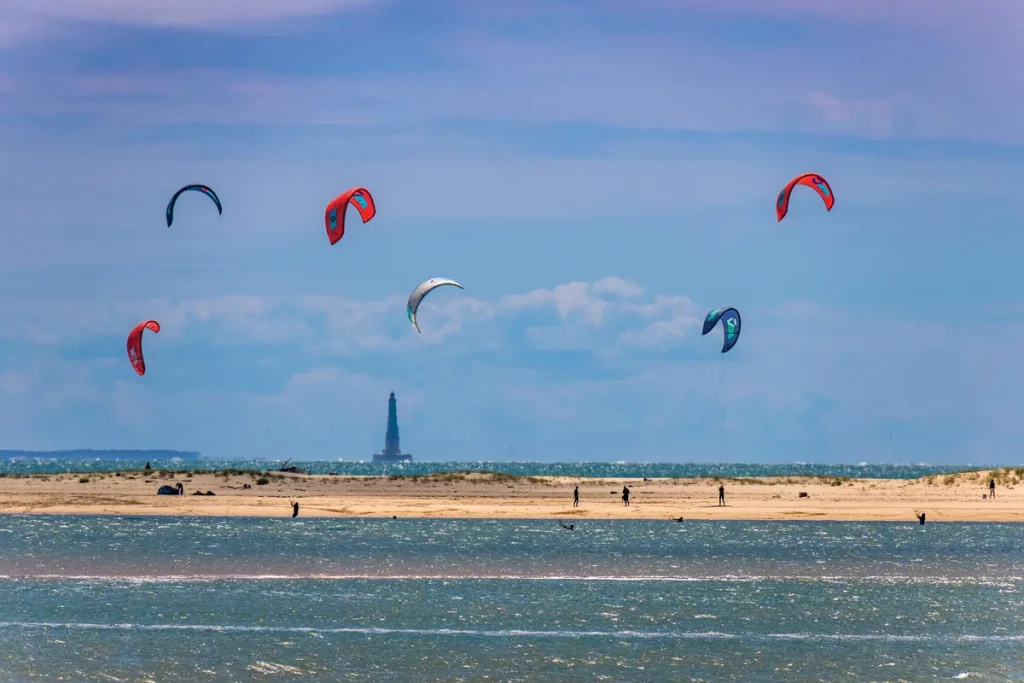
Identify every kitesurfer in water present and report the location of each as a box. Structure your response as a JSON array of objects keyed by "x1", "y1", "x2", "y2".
[
  {"x1": 559, "y1": 522, "x2": 574, "y2": 530},
  {"x1": 916, "y1": 512, "x2": 926, "y2": 525}
]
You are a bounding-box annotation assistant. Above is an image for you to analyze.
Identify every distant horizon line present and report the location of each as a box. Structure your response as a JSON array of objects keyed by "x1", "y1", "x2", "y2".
[{"x1": 0, "y1": 452, "x2": 1016, "y2": 468}]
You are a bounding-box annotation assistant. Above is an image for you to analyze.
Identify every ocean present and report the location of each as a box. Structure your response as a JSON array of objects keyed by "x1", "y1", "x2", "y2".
[
  {"x1": 0, "y1": 515, "x2": 1020, "y2": 681},
  {"x1": 0, "y1": 459, "x2": 1007, "y2": 479}
]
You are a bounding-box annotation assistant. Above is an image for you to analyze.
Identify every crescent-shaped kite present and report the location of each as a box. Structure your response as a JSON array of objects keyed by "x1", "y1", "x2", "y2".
[
  {"x1": 702, "y1": 307, "x2": 741, "y2": 353},
  {"x1": 407, "y1": 278, "x2": 463, "y2": 333},
  {"x1": 166, "y1": 184, "x2": 222, "y2": 227},
  {"x1": 776, "y1": 173, "x2": 834, "y2": 221},
  {"x1": 127, "y1": 320, "x2": 161, "y2": 376},
  {"x1": 324, "y1": 187, "x2": 376, "y2": 245}
]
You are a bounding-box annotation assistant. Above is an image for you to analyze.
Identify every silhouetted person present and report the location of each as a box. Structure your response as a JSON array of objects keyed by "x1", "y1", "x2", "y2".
[
  {"x1": 989, "y1": 479, "x2": 996, "y2": 499},
  {"x1": 917, "y1": 512, "x2": 926, "y2": 525},
  {"x1": 573, "y1": 486, "x2": 579, "y2": 507},
  {"x1": 622, "y1": 486, "x2": 630, "y2": 506},
  {"x1": 175, "y1": 482, "x2": 184, "y2": 495},
  {"x1": 144, "y1": 462, "x2": 151, "y2": 472},
  {"x1": 718, "y1": 484, "x2": 725, "y2": 506},
  {"x1": 290, "y1": 501, "x2": 299, "y2": 518}
]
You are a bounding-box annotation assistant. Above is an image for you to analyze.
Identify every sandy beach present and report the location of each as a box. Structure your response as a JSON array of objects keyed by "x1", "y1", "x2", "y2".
[{"x1": 0, "y1": 468, "x2": 1020, "y2": 522}]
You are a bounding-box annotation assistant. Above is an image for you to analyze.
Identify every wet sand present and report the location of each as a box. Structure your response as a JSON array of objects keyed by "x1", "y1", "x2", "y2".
[{"x1": 0, "y1": 469, "x2": 1020, "y2": 521}]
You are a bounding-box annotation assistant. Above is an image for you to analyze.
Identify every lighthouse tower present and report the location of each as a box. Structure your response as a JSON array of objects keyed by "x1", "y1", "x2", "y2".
[{"x1": 373, "y1": 392, "x2": 412, "y2": 462}]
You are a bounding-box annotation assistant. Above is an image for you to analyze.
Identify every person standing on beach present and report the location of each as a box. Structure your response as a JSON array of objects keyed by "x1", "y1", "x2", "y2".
[
  {"x1": 989, "y1": 479, "x2": 996, "y2": 499},
  {"x1": 290, "y1": 501, "x2": 299, "y2": 518},
  {"x1": 718, "y1": 484, "x2": 726, "y2": 506},
  {"x1": 622, "y1": 486, "x2": 630, "y2": 506},
  {"x1": 573, "y1": 486, "x2": 579, "y2": 507}
]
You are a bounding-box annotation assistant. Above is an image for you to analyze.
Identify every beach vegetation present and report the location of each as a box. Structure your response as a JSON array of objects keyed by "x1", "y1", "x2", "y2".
[
  {"x1": 386, "y1": 471, "x2": 548, "y2": 485},
  {"x1": 256, "y1": 477, "x2": 270, "y2": 485},
  {"x1": 78, "y1": 477, "x2": 89, "y2": 483}
]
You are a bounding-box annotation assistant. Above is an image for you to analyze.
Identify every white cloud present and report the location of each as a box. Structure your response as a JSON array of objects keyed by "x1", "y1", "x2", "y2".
[
  {"x1": 0, "y1": 278, "x2": 693, "y2": 357},
  {"x1": 500, "y1": 282, "x2": 608, "y2": 324},
  {"x1": 0, "y1": 278, "x2": 1022, "y2": 462},
  {"x1": 617, "y1": 315, "x2": 696, "y2": 350},
  {"x1": 590, "y1": 276, "x2": 644, "y2": 298}
]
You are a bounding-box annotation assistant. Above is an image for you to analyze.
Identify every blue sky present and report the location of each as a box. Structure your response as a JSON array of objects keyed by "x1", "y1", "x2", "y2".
[{"x1": 0, "y1": 0, "x2": 1022, "y2": 463}]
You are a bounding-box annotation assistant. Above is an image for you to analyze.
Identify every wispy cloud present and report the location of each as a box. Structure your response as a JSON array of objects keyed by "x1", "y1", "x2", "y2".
[
  {"x1": 629, "y1": 0, "x2": 1023, "y2": 38},
  {"x1": 2, "y1": 0, "x2": 1020, "y2": 142},
  {"x1": 0, "y1": 0, "x2": 375, "y2": 36}
]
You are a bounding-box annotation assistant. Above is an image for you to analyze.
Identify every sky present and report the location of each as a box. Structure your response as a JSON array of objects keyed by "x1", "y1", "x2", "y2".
[{"x1": 0, "y1": 0, "x2": 1022, "y2": 464}]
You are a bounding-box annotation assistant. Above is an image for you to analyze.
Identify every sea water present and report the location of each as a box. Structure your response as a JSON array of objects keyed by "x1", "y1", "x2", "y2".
[
  {"x1": 0, "y1": 459, "x2": 1004, "y2": 479},
  {"x1": 0, "y1": 516, "x2": 1020, "y2": 681}
]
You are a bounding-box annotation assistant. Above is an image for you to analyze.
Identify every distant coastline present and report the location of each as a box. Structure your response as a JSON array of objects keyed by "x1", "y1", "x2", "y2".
[{"x1": 0, "y1": 449, "x2": 201, "y2": 461}]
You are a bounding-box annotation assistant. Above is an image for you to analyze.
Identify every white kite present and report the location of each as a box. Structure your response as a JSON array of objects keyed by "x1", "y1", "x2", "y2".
[{"x1": 407, "y1": 278, "x2": 464, "y2": 333}]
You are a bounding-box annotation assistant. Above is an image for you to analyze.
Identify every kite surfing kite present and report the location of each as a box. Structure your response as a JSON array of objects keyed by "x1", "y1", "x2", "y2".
[
  {"x1": 324, "y1": 187, "x2": 376, "y2": 245},
  {"x1": 776, "y1": 173, "x2": 834, "y2": 221},
  {"x1": 702, "y1": 307, "x2": 741, "y2": 353},
  {"x1": 166, "y1": 184, "x2": 222, "y2": 227},
  {"x1": 407, "y1": 278, "x2": 463, "y2": 333},
  {"x1": 127, "y1": 320, "x2": 160, "y2": 376}
]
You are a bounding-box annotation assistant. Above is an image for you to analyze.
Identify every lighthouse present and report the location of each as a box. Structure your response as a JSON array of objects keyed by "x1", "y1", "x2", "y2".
[{"x1": 373, "y1": 392, "x2": 412, "y2": 462}]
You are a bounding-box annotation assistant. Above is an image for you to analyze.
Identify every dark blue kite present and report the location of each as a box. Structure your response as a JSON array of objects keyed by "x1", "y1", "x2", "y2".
[
  {"x1": 166, "y1": 184, "x2": 222, "y2": 227},
  {"x1": 702, "y1": 307, "x2": 741, "y2": 353}
]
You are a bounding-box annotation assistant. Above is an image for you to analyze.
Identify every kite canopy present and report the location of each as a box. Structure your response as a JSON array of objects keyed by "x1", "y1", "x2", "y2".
[
  {"x1": 407, "y1": 278, "x2": 463, "y2": 333},
  {"x1": 127, "y1": 320, "x2": 161, "y2": 376},
  {"x1": 324, "y1": 187, "x2": 376, "y2": 245},
  {"x1": 776, "y1": 173, "x2": 834, "y2": 221},
  {"x1": 166, "y1": 184, "x2": 222, "y2": 227},
  {"x1": 702, "y1": 307, "x2": 741, "y2": 353}
]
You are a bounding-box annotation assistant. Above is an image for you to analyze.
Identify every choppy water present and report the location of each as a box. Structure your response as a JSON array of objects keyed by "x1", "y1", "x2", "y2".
[
  {"x1": 0, "y1": 459, "x2": 1009, "y2": 479},
  {"x1": 0, "y1": 516, "x2": 1020, "y2": 681}
]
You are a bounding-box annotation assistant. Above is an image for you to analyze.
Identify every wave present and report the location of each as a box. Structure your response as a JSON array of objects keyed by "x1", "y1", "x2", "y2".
[
  {"x1": 0, "y1": 621, "x2": 1019, "y2": 642},
  {"x1": 3, "y1": 573, "x2": 1020, "y2": 586}
]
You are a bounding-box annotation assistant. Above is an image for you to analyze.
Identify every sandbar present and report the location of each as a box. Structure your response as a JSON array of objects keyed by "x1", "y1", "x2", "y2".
[{"x1": 0, "y1": 468, "x2": 1020, "y2": 522}]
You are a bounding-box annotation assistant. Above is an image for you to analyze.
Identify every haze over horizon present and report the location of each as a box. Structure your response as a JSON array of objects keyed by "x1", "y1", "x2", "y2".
[{"x1": 0, "y1": 0, "x2": 1022, "y2": 465}]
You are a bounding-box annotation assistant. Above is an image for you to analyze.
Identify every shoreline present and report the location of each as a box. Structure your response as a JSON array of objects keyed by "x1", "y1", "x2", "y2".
[{"x1": 0, "y1": 469, "x2": 1020, "y2": 522}]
